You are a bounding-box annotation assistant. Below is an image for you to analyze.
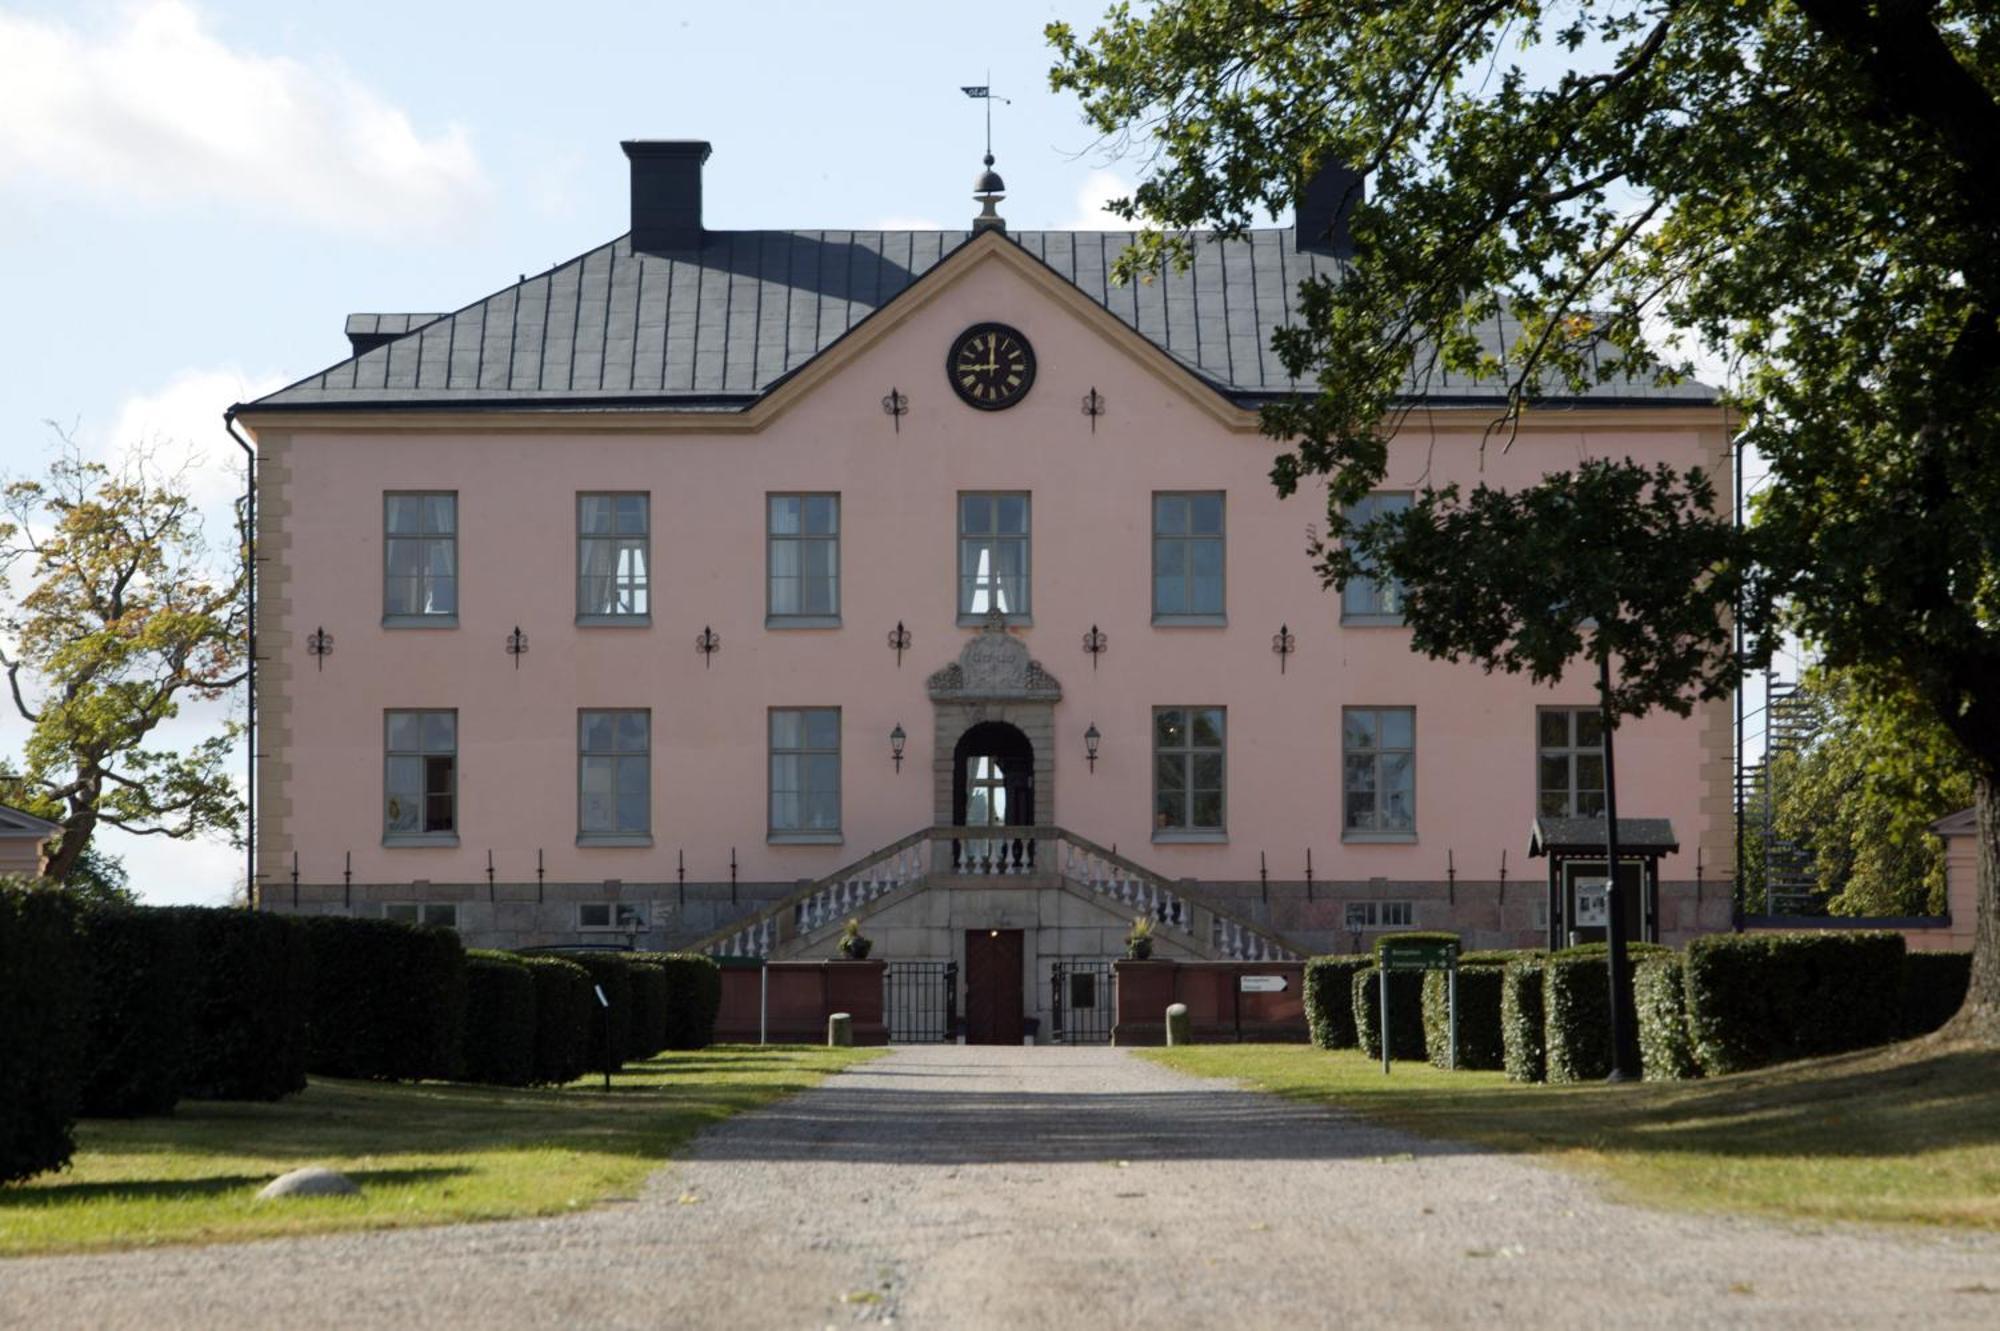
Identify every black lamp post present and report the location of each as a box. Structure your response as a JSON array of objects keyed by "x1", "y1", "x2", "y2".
[
  {"x1": 1598, "y1": 652, "x2": 1639, "y2": 1082},
  {"x1": 890, "y1": 723, "x2": 907, "y2": 773},
  {"x1": 1084, "y1": 723, "x2": 1101, "y2": 773}
]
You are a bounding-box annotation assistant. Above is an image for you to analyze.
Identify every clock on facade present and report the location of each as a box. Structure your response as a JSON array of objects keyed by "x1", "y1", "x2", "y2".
[{"x1": 947, "y1": 323, "x2": 1036, "y2": 410}]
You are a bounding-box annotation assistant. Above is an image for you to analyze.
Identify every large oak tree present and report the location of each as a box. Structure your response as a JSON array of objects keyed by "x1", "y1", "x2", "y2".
[{"x1": 1051, "y1": 0, "x2": 2000, "y2": 1038}]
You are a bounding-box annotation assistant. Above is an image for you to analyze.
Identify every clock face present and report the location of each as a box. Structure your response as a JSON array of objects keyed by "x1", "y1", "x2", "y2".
[{"x1": 947, "y1": 323, "x2": 1036, "y2": 410}]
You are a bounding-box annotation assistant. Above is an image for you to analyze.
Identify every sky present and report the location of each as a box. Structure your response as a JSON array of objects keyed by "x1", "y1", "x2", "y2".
[{"x1": 0, "y1": 0, "x2": 1158, "y2": 905}]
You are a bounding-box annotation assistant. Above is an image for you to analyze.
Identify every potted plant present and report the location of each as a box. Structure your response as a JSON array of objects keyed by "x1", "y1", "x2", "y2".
[
  {"x1": 837, "y1": 917, "x2": 874, "y2": 960},
  {"x1": 1125, "y1": 915, "x2": 1156, "y2": 961}
]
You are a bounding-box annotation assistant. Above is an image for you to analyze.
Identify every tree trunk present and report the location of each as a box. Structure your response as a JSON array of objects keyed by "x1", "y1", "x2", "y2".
[{"x1": 1947, "y1": 773, "x2": 2000, "y2": 1043}]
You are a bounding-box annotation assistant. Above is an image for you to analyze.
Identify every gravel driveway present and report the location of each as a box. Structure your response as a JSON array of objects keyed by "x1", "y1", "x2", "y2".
[{"x1": 4, "y1": 1045, "x2": 1997, "y2": 1329}]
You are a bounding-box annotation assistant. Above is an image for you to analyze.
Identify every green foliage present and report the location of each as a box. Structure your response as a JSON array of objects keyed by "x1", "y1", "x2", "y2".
[
  {"x1": 1352, "y1": 965, "x2": 1426, "y2": 1061},
  {"x1": 76, "y1": 904, "x2": 195, "y2": 1116},
  {"x1": 1545, "y1": 943, "x2": 1671, "y2": 1083},
  {"x1": 1420, "y1": 965, "x2": 1507, "y2": 1070},
  {"x1": 1303, "y1": 954, "x2": 1371, "y2": 1050},
  {"x1": 1760, "y1": 669, "x2": 1977, "y2": 916},
  {"x1": 1634, "y1": 955, "x2": 1700, "y2": 1082},
  {"x1": 1050, "y1": 0, "x2": 2000, "y2": 1029},
  {"x1": 0, "y1": 439, "x2": 247, "y2": 883},
  {"x1": 461, "y1": 951, "x2": 537, "y2": 1088},
  {"x1": 1901, "y1": 951, "x2": 1974, "y2": 1039},
  {"x1": 562, "y1": 952, "x2": 635, "y2": 1068},
  {"x1": 651, "y1": 953, "x2": 723, "y2": 1050},
  {"x1": 0, "y1": 885, "x2": 85, "y2": 1183},
  {"x1": 1502, "y1": 956, "x2": 1549, "y2": 1083},
  {"x1": 178, "y1": 908, "x2": 309, "y2": 1101},
  {"x1": 1684, "y1": 932, "x2": 1905, "y2": 1075},
  {"x1": 300, "y1": 916, "x2": 466, "y2": 1082},
  {"x1": 55, "y1": 846, "x2": 135, "y2": 908},
  {"x1": 622, "y1": 957, "x2": 668, "y2": 1060},
  {"x1": 515, "y1": 954, "x2": 595, "y2": 1087}
]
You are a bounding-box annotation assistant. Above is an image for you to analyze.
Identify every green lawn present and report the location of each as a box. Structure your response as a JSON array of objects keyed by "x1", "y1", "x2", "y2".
[
  {"x1": 1143, "y1": 1041, "x2": 2000, "y2": 1229},
  {"x1": 0, "y1": 1044, "x2": 880, "y2": 1256}
]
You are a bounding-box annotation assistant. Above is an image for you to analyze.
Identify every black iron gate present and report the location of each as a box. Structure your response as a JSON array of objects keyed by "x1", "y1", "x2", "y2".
[
  {"x1": 1049, "y1": 959, "x2": 1116, "y2": 1044},
  {"x1": 885, "y1": 961, "x2": 958, "y2": 1043}
]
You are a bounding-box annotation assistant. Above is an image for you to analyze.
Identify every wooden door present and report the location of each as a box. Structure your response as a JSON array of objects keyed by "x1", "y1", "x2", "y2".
[{"x1": 964, "y1": 929, "x2": 1024, "y2": 1045}]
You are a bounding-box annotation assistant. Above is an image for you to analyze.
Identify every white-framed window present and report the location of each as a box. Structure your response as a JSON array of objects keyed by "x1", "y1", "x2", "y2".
[
  {"x1": 579, "y1": 902, "x2": 649, "y2": 931},
  {"x1": 1344, "y1": 900, "x2": 1414, "y2": 930},
  {"x1": 384, "y1": 492, "x2": 458, "y2": 623},
  {"x1": 1153, "y1": 706, "x2": 1225, "y2": 838},
  {"x1": 577, "y1": 493, "x2": 650, "y2": 622},
  {"x1": 384, "y1": 710, "x2": 457, "y2": 843},
  {"x1": 578, "y1": 710, "x2": 650, "y2": 843},
  {"x1": 1341, "y1": 492, "x2": 1411, "y2": 623},
  {"x1": 770, "y1": 707, "x2": 841, "y2": 840},
  {"x1": 958, "y1": 492, "x2": 1029, "y2": 621},
  {"x1": 383, "y1": 902, "x2": 459, "y2": 929},
  {"x1": 1538, "y1": 707, "x2": 1606, "y2": 817},
  {"x1": 1153, "y1": 492, "x2": 1225, "y2": 622},
  {"x1": 1343, "y1": 707, "x2": 1416, "y2": 839},
  {"x1": 767, "y1": 494, "x2": 840, "y2": 623}
]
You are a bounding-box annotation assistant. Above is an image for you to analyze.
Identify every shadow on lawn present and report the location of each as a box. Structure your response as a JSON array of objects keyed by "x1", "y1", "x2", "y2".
[{"x1": 0, "y1": 1166, "x2": 471, "y2": 1208}]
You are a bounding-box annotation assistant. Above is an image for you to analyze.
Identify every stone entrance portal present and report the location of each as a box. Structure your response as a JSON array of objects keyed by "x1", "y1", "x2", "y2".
[
  {"x1": 964, "y1": 928, "x2": 1026, "y2": 1045},
  {"x1": 928, "y1": 611, "x2": 1060, "y2": 831}
]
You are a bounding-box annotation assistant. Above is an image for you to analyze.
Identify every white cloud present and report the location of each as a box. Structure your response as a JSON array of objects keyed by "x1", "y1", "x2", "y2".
[
  {"x1": 106, "y1": 365, "x2": 283, "y2": 520},
  {"x1": 1045, "y1": 169, "x2": 1138, "y2": 231},
  {"x1": 0, "y1": 1, "x2": 486, "y2": 236}
]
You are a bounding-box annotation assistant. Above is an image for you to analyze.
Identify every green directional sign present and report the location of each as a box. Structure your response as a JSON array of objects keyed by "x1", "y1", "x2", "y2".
[{"x1": 1379, "y1": 939, "x2": 1457, "y2": 972}]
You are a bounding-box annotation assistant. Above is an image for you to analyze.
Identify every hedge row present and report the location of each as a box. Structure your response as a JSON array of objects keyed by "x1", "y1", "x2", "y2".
[
  {"x1": 1351, "y1": 967, "x2": 1427, "y2": 1061},
  {"x1": 1501, "y1": 956, "x2": 1549, "y2": 1083},
  {"x1": 0, "y1": 888, "x2": 85, "y2": 1185},
  {"x1": 518, "y1": 954, "x2": 597, "y2": 1086},
  {"x1": 1684, "y1": 931, "x2": 1904, "y2": 1075},
  {"x1": 1303, "y1": 955, "x2": 1371, "y2": 1050},
  {"x1": 1544, "y1": 942, "x2": 1669, "y2": 1083},
  {"x1": 1900, "y1": 951, "x2": 1972, "y2": 1039},
  {"x1": 303, "y1": 916, "x2": 466, "y2": 1082},
  {"x1": 1634, "y1": 955, "x2": 1698, "y2": 1081},
  {"x1": 463, "y1": 951, "x2": 538, "y2": 1087},
  {"x1": 1421, "y1": 965, "x2": 1508, "y2": 1070},
  {"x1": 652, "y1": 954, "x2": 724, "y2": 1050}
]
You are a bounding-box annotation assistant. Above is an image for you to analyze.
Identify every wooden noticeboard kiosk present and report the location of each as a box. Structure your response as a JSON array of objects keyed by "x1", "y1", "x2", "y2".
[{"x1": 1528, "y1": 816, "x2": 1679, "y2": 951}]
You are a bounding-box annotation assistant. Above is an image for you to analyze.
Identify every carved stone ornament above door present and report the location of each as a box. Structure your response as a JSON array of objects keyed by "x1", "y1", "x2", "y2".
[{"x1": 927, "y1": 608, "x2": 1062, "y2": 703}]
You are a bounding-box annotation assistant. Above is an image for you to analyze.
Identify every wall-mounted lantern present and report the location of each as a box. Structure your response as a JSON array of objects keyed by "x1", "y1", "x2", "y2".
[
  {"x1": 891, "y1": 723, "x2": 907, "y2": 773},
  {"x1": 1084, "y1": 722, "x2": 1102, "y2": 773}
]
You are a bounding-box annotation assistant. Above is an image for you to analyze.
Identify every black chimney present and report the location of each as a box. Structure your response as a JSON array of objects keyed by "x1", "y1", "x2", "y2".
[
  {"x1": 1294, "y1": 157, "x2": 1365, "y2": 257},
  {"x1": 622, "y1": 140, "x2": 711, "y2": 253}
]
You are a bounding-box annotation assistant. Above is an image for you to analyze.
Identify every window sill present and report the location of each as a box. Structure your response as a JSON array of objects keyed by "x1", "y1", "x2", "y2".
[
  {"x1": 956, "y1": 613, "x2": 1031, "y2": 628},
  {"x1": 766, "y1": 615, "x2": 842, "y2": 630},
  {"x1": 1152, "y1": 614, "x2": 1227, "y2": 628},
  {"x1": 382, "y1": 615, "x2": 459, "y2": 629},
  {"x1": 382, "y1": 833, "x2": 460, "y2": 848},
  {"x1": 768, "y1": 831, "x2": 844, "y2": 846},
  {"x1": 1340, "y1": 614, "x2": 1407, "y2": 628},
  {"x1": 1152, "y1": 829, "x2": 1228, "y2": 845},
  {"x1": 576, "y1": 614, "x2": 652, "y2": 628},
  {"x1": 574, "y1": 834, "x2": 654, "y2": 848},
  {"x1": 1342, "y1": 831, "x2": 1418, "y2": 845}
]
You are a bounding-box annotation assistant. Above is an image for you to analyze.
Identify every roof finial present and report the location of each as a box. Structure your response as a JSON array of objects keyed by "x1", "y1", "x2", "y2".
[{"x1": 962, "y1": 78, "x2": 1010, "y2": 233}]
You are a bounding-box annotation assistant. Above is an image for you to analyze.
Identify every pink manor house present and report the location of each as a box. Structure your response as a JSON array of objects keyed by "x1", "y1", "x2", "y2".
[{"x1": 235, "y1": 140, "x2": 1737, "y2": 1042}]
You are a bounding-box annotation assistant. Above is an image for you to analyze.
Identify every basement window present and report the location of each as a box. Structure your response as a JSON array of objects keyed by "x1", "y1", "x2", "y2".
[
  {"x1": 580, "y1": 903, "x2": 648, "y2": 932},
  {"x1": 1344, "y1": 900, "x2": 1414, "y2": 931}
]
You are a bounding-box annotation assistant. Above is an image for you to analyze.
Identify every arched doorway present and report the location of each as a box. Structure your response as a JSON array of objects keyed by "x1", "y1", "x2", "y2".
[{"x1": 952, "y1": 721, "x2": 1034, "y2": 873}]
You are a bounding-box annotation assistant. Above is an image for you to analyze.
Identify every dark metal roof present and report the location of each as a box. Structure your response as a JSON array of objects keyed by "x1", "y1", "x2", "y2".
[
  {"x1": 0, "y1": 802, "x2": 59, "y2": 838},
  {"x1": 250, "y1": 230, "x2": 1718, "y2": 412},
  {"x1": 1528, "y1": 817, "x2": 1680, "y2": 857},
  {"x1": 1930, "y1": 807, "x2": 1977, "y2": 836}
]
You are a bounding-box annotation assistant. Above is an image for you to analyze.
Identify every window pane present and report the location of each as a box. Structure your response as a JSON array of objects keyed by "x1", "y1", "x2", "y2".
[
  {"x1": 1154, "y1": 538, "x2": 1187, "y2": 578},
  {"x1": 614, "y1": 494, "x2": 647, "y2": 534},
  {"x1": 806, "y1": 782, "x2": 839, "y2": 830},
  {"x1": 1155, "y1": 572, "x2": 1186, "y2": 614},
  {"x1": 425, "y1": 791, "x2": 454, "y2": 833},
  {"x1": 995, "y1": 495, "x2": 1027, "y2": 534},
  {"x1": 425, "y1": 575, "x2": 457, "y2": 616},
  {"x1": 580, "y1": 496, "x2": 615, "y2": 535},
  {"x1": 386, "y1": 712, "x2": 421, "y2": 752},
  {"x1": 1381, "y1": 753, "x2": 1415, "y2": 830},
  {"x1": 771, "y1": 711, "x2": 802, "y2": 750},
  {"x1": 424, "y1": 495, "x2": 455, "y2": 534},
  {"x1": 1576, "y1": 711, "x2": 1605, "y2": 747},
  {"x1": 1155, "y1": 753, "x2": 1186, "y2": 792},
  {"x1": 1575, "y1": 753, "x2": 1605, "y2": 791},
  {"x1": 580, "y1": 904, "x2": 610, "y2": 928},
  {"x1": 423, "y1": 753, "x2": 453, "y2": 798},
  {"x1": 1380, "y1": 709, "x2": 1413, "y2": 750},
  {"x1": 421, "y1": 713, "x2": 455, "y2": 752},
  {"x1": 770, "y1": 788, "x2": 800, "y2": 831},
  {"x1": 1344, "y1": 711, "x2": 1377, "y2": 750},
  {"x1": 960, "y1": 494, "x2": 991, "y2": 533},
  {"x1": 803, "y1": 495, "x2": 837, "y2": 534},
  {"x1": 616, "y1": 712, "x2": 649, "y2": 752},
  {"x1": 580, "y1": 712, "x2": 615, "y2": 753},
  {"x1": 1191, "y1": 790, "x2": 1223, "y2": 829},
  {"x1": 1539, "y1": 755, "x2": 1570, "y2": 794},
  {"x1": 385, "y1": 496, "x2": 424, "y2": 534},
  {"x1": 1539, "y1": 710, "x2": 1571, "y2": 748},
  {"x1": 1154, "y1": 788, "x2": 1187, "y2": 829},
  {"x1": 386, "y1": 903, "x2": 419, "y2": 923},
  {"x1": 1539, "y1": 790, "x2": 1570, "y2": 816},
  {"x1": 1154, "y1": 709, "x2": 1184, "y2": 747},
  {"x1": 1191, "y1": 538, "x2": 1223, "y2": 579},
  {"x1": 1191, "y1": 753, "x2": 1223, "y2": 790},
  {"x1": 1192, "y1": 709, "x2": 1224, "y2": 747},
  {"x1": 804, "y1": 710, "x2": 839, "y2": 749},
  {"x1": 769, "y1": 495, "x2": 800, "y2": 535},
  {"x1": 1190, "y1": 493, "x2": 1223, "y2": 534},
  {"x1": 616, "y1": 757, "x2": 648, "y2": 832},
  {"x1": 1154, "y1": 495, "x2": 1188, "y2": 534}
]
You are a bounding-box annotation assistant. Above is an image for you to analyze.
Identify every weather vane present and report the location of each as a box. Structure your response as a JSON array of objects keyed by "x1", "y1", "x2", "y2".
[{"x1": 961, "y1": 76, "x2": 1011, "y2": 159}]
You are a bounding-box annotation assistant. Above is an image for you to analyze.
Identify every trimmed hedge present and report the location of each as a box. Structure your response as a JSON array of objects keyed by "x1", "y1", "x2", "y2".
[
  {"x1": 517, "y1": 954, "x2": 596, "y2": 1086},
  {"x1": 1684, "y1": 931, "x2": 1904, "y2": 1075},
  {"x1": 623, "y1": 958, "x2": 668, "y2": 1059},
  {"x1": 1, "y1": 886, "x2": 86, "y2": 1184},
  {"x1": 1352, "y1": 966, "x2": 1427, "y2": 1061},
  {"x1": 1544, "y1": 942, "x2": 1670, "y2": 1084},
  {"x1": 179, "y1": 908, "x2": 310, "y2": 1101},
  {"x1": 461, "y1": 951, "x2": 537, "y2": 1087},
  {"x1": 301, "y1": 915, "x2": 467, "y2": 1082},
  {"x1": 77, "y1": 905, "x2": 196, "y2": 1117},
  {"x1": 1634, "y1": 955, "x2": 1699, "y2": 1081},
  {"x1": 563, "y1": 952, "x2": 636, "y2": 1067},
  {"x1": 1501, "y1": 956, "x2": 1549, "y2": 1083},
  {"x1": 1421, "y1": 965, "x2": 1507, "y2": 1070},
  {"x1": 648, "y1": 953, "x2": 724, "y2": 1050},
  {"x1": 1900, "y1": 951, "x2": 1972, "y2": 1038},
  {"x1": 1303, "y1": 955, "x2": 1372, "y2": 1050}
]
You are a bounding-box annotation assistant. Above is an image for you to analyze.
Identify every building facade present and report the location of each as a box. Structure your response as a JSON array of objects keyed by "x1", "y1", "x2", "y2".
[{"x1": 239, "y1": 140, "x2": 1735, "y2": 1038}]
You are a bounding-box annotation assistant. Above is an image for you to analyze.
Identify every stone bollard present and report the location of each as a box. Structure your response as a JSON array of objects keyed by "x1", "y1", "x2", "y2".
[
  {"x1": 828, "y1": 1012, "x2": 853, "y2": 1047},
  {"x1": 1165, "y1": 1002, "x2": 1191, "y2": 1046}
]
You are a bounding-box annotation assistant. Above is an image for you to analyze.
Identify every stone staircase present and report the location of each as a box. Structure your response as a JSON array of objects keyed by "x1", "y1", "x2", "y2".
[{"x1": 690, "y1": 825, "x2": 1303, "y2": 962}]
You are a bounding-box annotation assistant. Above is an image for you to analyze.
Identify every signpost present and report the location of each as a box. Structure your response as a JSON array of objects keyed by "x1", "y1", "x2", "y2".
[
  {"x1": 1238, "y1": 975, "x2": 1288, "y2": 994},
  {"x1": 1376, "y1": 939, "x2": 1459, "y2": 1075},
  {"x1": 593, "y1": 984, "x2": 612, "y2": 1090}
]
